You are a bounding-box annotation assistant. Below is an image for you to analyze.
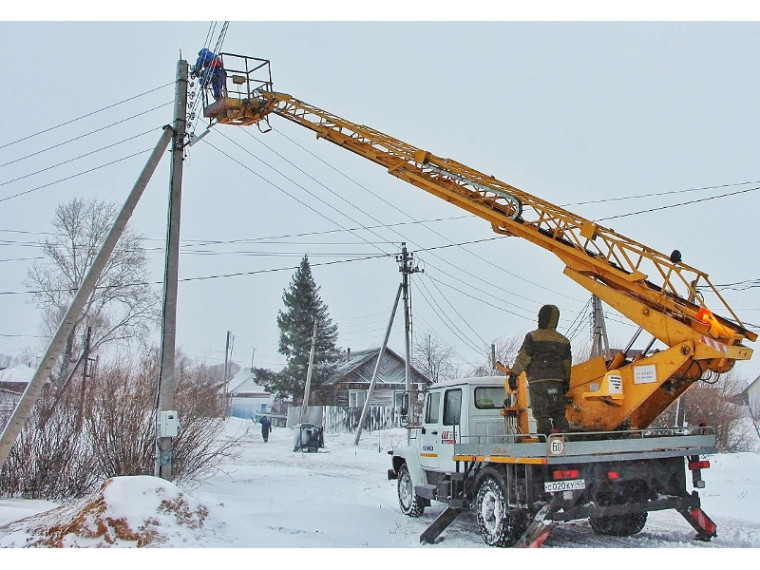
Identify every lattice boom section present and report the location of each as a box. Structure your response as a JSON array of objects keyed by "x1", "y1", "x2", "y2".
[{"x1": 261, "y1": 91, "x2": 746, "y2": 333}]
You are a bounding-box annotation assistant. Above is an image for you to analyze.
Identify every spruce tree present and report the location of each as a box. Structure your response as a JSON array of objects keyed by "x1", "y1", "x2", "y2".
[{"x1": 268, "y1": 255, "x2": 340, "y2": 403}]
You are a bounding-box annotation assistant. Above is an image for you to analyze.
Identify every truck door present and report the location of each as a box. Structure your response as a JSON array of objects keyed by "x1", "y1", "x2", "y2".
[
  {"x1": 419, "y1": 391, "x2": 442, "y2": 470},
  {"x1": 439, "y1": 388, "x2": 462, "y2": 473}
]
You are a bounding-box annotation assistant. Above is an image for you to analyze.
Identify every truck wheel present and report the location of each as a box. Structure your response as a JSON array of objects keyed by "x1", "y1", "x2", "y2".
[
  {"x1": 475, "y1": 476, "x2": 524, "y2": 547},
  {"x1": 589, "y1": 512, "x2": 647, "y2": 536},
  {"x1": 397, "y1": 463, "x2": 425, "y2": 517}
]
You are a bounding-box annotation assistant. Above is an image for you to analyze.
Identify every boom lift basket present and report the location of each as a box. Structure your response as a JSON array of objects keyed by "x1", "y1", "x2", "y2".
[{"x1": 201, "y1": 53, "x2": 273, "y2": 126}]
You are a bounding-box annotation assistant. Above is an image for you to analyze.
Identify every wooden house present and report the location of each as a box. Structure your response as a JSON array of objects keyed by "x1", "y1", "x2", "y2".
[{"x1": 311, "y1": 347, "x2": 432, "y2": 409}]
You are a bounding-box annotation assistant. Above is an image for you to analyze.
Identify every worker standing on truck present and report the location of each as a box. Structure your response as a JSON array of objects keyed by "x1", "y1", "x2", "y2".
[
  {"x1": 192, "y1": 48, "x2": 226, "y2": 100},
  {"x1": 509, "y1": 304, "x2": 571, "y2": 436}
]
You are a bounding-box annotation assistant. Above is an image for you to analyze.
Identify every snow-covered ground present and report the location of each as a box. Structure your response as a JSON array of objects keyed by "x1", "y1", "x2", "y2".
[{"x1": 1, "y1": 418, "x2": 759, "y2": 560}]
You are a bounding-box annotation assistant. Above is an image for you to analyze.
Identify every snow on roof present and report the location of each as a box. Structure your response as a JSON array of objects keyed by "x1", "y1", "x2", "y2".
[
  {"x1": 220, "y1": 365, "x2": 270, "y2": 396},
  {"x1": 0, "y1": 365, "x2": 34, "y2": 384}
]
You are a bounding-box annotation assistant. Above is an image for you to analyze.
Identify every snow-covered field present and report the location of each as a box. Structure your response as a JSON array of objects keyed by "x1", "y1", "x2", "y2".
[{"x1": 1, "y1": 418, "x2": 759, "y2": 560}]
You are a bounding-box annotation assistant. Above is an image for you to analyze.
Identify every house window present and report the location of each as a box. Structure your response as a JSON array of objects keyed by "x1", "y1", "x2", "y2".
[
  {"x1": 394, "y1": 391, "x2": 405, "y2": 409},
  {"x1": 443, "y1": 389, "x2": 462, "y2": 426},
  {"x1": 349, "y1": 390, "x2": 367, "y2": 408}
]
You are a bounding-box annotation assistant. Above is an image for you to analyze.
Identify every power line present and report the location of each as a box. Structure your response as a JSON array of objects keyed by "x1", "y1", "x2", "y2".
[
  {"x1": 595, "y1": 185, "x2": 760, "y2": 222},
  {"x1": 0, "y1": 148, "x2": 155, "y2": 205},
  {"x1": 0, "y1": 127, "x2": 158, "y2": 189},
  {"x1": 563, "y1": 180, "x2": 760, "y2": 207},
  {"x1": 0, "y1": 102, "x2": 171, "y2": 170},
  {"x1": 0, "y1": 82, "x2": 174, "y2": 151}
]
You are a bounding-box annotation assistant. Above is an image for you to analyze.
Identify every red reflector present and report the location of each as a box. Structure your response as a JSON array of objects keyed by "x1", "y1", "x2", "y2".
[
  {"x1": 689, "y1": 460, "x2": 711, "y2": 470},
  {"x1": 607, "y1": 471, "x2": 620, "y2": 480},
  {"x1": 553, "y1": 469, "x2": 580, "y2": 480}
]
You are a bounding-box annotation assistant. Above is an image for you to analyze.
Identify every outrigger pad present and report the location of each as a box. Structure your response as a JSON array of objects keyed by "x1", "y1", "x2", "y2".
[
  {"x1": 513, "y1": 497, "x2": 561, "y2": 548},
  {"x1": 678, "y1": 506, "x2": 717, "y2": 541},
  {"x1": 420, "y1": 507, "x2": 463, "y2": 544}
]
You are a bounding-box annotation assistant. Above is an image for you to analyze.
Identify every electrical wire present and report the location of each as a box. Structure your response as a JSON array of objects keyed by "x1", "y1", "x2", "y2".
[
  {"x1": 273, "y1": 127, "x2": 578, "y2": 301},
  {"x1": 203, "y1": 134, "x2": 393, "y2": 257},
  {"x1": 595, "y1": 185, "x2": 760, "y2": 222},
  {"x1": 0, "y1": 102, "x2": 171, "y2": 170},
  {"x1": 0, "y1": 148, "x2": 155, "y2": 205},
  {"x1": 0, "y1": 127, "x2": 158, "y2": 188},
  {"x1": 0, "y1": 82, "x2": 174, "y2": 151},
  {"x1": 562, "y1": 180, "x2": 760, "y2": 207}
]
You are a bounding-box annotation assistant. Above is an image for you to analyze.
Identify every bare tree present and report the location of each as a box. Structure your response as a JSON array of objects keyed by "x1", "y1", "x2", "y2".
[
  {"x1": 412, "y1": 331, "x2": 459, "y2": 383},
  {"x1": 654, "y1": 374, "x2": 755, "y2": 452},
  {"x1": 468, "y1": 336, "x2": 523, "y2": 377},
  {"x1": 24, "y1": 197, "x2": 159, "y2": 381}
]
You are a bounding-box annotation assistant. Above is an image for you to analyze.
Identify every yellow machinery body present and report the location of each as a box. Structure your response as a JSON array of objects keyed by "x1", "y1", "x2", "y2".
[{"x1": 202, "y1": 54, "x2": 755, "y2": 433}]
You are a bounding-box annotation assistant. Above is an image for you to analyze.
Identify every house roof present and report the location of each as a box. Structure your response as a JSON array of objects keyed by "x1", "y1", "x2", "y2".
[
  {"x1": 0, "y1": 365, "x2": 34, "y2": 384},
  {"x1": 324, "y1": 347, "x2": 431, "y2": 386}
]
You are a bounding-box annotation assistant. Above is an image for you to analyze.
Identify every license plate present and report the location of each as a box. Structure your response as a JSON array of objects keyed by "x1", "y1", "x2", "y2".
[{"x1": 544, "y1": 479, "x2": 586, "y2": 493}]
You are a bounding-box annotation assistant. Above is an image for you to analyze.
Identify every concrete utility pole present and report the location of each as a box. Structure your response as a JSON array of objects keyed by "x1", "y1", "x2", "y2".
[
  {"x1": 398, "y1": 243, "x2": 422, "y2": 438},
  {"x1": 156, "y1": 58, "x2": 189, "y2": 481},
  {"x1": 590, "y1": 295, "x2": 610, "y2": 359},
  {"x1": 0, "y1": 127, "x2": 173, "y2": 473},
  {"x1": 300, "y1": 323, "x2": 318, "y2": 424},
  {"x1": 354, "y1": 284, "x2": 403, "y2": 445}
]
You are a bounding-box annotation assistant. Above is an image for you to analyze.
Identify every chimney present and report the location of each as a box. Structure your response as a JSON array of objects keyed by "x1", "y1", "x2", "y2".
[{"x1": 347, "y1": 348, "x2": 351, "y2": 361}]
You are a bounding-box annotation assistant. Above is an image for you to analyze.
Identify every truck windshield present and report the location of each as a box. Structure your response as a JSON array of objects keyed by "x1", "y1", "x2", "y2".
[{"x1": 474, "y1": 387, "x2": 504, "y2": 409}]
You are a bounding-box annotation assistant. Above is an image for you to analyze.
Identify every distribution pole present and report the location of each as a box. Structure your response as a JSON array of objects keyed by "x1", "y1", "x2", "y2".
[
  {"x1": 222, "y1": 331, "x2": 233, "y2": 418},
  {"x1": 354, "y1": 284, "x2": 403, "y2": 445},
  {"x1": 397, "y1": 243, "x2": 422, "y2": 439},
  {"x1": 0, "y1": 126, "x2": 172, "y2": 473},
  {"x1": 590, "y1": 295, "x2": 610, "y2": 359},
  {"x1": 156, "y1": 59, "x2": 189, "y2": 481}
]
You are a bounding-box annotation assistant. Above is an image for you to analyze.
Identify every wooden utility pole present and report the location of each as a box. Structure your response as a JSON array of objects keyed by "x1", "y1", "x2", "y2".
[
  {"x1": 156, "y1": 58, "x2": 189, "y2": 481},
  {"x1": 300, "y1": 323, "x2": 318, "y2": 424}
]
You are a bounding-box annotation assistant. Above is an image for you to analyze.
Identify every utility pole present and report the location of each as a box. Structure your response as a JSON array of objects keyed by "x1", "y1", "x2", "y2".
[
  {"x1": 354, "y1": 284, "x2": 403, "y2": 445},
  {"x1": 222, "y1": 331, "x2": 234, "y2": 418},
  {"x1": 300, "y1": 323, "x2": 318, "y2": 424},
  {"x1": 156, "y1": 58, "x2": 189, "y2": 481},
  {"x1": 590, "y1": 295, "x2": 610, "y2": 360},
  {"x1": 0, "y1": 126, "x2": 172, "y2": 473},
  {"x1": 397, "y1": 243, "x2": 422, "y2": 438}
]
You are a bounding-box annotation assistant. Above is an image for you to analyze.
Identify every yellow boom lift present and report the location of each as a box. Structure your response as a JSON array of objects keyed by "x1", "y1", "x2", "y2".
[{"x1": 201, "y1": 54, "x2": 755, "y2": 435}]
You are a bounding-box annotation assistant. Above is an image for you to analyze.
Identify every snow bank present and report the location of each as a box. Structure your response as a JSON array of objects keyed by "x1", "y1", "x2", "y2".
[{"x1": 0, "y1": 476, "x2": 215, "y2": 547}]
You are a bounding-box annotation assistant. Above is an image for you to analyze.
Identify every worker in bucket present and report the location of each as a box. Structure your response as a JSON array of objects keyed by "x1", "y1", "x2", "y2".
[
  {"x1": 508, "y1": 304, "x2": 572, "y2": 436},
  {"x1": 192, "y1": 48, "x2": 226, "y2": 100}
]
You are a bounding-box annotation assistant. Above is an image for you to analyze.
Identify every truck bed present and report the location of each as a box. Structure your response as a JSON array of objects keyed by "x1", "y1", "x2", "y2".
[{"x1": 452, "y1": 427, "x2": 717, "y2": 465}]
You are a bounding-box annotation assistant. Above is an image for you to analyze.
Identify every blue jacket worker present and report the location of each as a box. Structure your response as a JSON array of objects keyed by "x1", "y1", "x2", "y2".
[{"x1": 192, "y1": 48, "x2": 226, "y2": 100}]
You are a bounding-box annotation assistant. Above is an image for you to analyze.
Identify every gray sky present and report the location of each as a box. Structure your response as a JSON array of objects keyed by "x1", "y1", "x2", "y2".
[{"x1": 2, "y1": 17, "x2": 760, "y2": 383}]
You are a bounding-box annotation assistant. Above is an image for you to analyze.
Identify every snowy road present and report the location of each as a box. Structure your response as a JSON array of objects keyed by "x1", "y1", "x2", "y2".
[
  {"x1": 185, "y1": 419, "x2": 760, "y2": 549},
  {"x1": 2, "y1": 418, "x2": 759, "y2": 550}
]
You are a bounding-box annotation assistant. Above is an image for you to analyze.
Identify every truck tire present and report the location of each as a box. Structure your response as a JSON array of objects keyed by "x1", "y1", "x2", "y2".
[
  {"x1": 589, "y1": 512, "x2": 647, "y2": 537},
  {"x1": 475, "y1": 475, "x2": 525, "y2": 547},
  {"x1": 397, "y1": 463, "x2": 425, "y2": 517}
]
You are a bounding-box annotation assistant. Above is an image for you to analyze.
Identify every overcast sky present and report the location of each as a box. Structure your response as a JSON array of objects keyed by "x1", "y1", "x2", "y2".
[{"x1": 2, "y1": 14, "x2": 760, "y2": 384}]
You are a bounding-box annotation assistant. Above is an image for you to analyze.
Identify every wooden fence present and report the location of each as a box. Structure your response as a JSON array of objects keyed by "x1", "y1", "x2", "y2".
[{"x1": 287, "y1": 405, "x2": 403, "y2": 433}]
